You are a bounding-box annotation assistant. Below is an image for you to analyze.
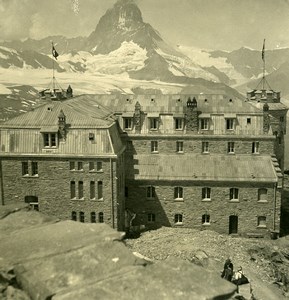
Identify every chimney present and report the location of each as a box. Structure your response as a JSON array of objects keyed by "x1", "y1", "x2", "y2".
[
  {"x1": 134, "y1": 101, "x2": 142, "y2": 133},
  {"x1": 58, "y1": 109, "x2": 67, "y2": 140},
  {"x1": 185, "y1": 96, "x2": 198, "y2": 132},
  {"x1": 263, "y1": 102, "x2": 270, "y2": 133}
]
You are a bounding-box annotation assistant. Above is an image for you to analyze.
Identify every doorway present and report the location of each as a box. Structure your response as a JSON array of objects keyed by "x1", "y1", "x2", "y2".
[{"x1": 229, "y1": 215, "x2": 238, "y2": 234}]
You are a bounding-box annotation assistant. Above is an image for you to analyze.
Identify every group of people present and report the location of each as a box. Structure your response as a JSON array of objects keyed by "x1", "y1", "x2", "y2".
[{"x1": 221, "y1": 258, "x2": 249, "y2": 286}]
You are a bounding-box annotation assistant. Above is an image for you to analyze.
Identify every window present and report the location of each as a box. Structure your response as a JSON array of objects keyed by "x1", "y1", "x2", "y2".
[
  {"x1": 98, "y1": 181, "x2": 103, "y2": 200},
  {"x1": 176, "y1": 141, "x2": 184, "y2": 153},
  {"x1": 147, "y1": 186, "x2": 156, "y2": 199},
  {"x1": 91, "y1": 212, "x2": 96, "y2": 223},
  {"x1": 88, "y1": 162, "x2": 95, "y2": 171},
  {"x1": 149, "y1": 118, "x2": 158, "y2": 130},
  {"x1": 252, "y1": 142, "x2": 259, "y2": 154},
  {"x1": 202, "y1": 187, "x2": 211, "y2": 200},
  {"x1": 96, "y1": 161, "x2": 103, "y2": 171},
  {"x1": 79, "y1": 211, "x2": 85, "y2": 223},
  {"x1": 70, "y1": 181, "x2": 76, "y2": 199},
  {"x1": 43, "y1": 133, "x2": 58, "y2": 147},
  {"x1": 99, "y1": 212, "x2": 104, "y2": 223},
  {"x1": 258, "y1": 188, "x2": 267, "y2": 202},
  {"x1": 70, "y1": 161, "x2": 75, "y2": 170},
  {"x1": 174, "y1": 214, "x2": 183, "y2": 224},
  {"x1": 90, "y1": 181, "x2": 95, "y2": 199},
  {"x1": 78, "y1": 181, "x2": 84, "y2": 199},
  {"x1": 31, "y1": 162, "x2": 38, "y2": 176},
  {"x1": 71, "y1": 211, "x2": 77, "y2": 221},
  {"x1": 151, "y1": 141, "x2": 158, "y2": 153},
  {"x1": 124, "y1": 118, "x2": 133, "y2": 130},
  {"x1": 148, "y1": 213, "x2": 156, "y2": 223},
  {"x1": 228, "y1": 142, "x2": 235, "y2": 154},
  {"x1": 24, "y1": 196, "x2": 39, "y2": 211},
  {"x1": 77, "y1": 161, "x2": 83, "y2": 171},
  {"x1": 89, "y1": 133, "x2": 95, "y2": 141},
  {"x1": 247, "y1": 118, "x2": 251, "y2": 124},
  {"x1": 175, "y1": 118, "x2": 183, "y2": 130},
  {"x1": 280, "y1": 116, "x2": 284, "y2": 122},
  {"x1": 202, "y1": 214, "x2": 210, "y2": 224},
  {"x1": 22, "y1": 161, "x2": 38, "y2": 176},
  {"x1": 22, "y1": 162, "x2": 29, "y2": 176},
  {"x1": 226, "y1": 119, "x2": 234, "y2": 130},
  {"x1": 230, "y1": 188, "x2": 239, "y2": 201},
  {"x1": 202, "y1": 141, "x2": 209, "y2": 153},
  {"x1": 257, "y1": 216, "x2": 266, "y2": 227},
  {"x1": 125, "y1": 186, "x2": 128, "y2": 197},
  {"x1": 200, "y1": 118, "x2": 209, "y2": 130},
  {"x1": 174, "y1": 187, "x2": 183, "y2": 200}
]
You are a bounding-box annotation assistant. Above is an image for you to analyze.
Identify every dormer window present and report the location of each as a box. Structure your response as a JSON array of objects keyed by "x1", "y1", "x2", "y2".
[
  {"x1": 89, "y1": 133, "x2": 95, "y2": 141},
  {"x1": 147, "y1": 113, "x2": 159, "y2": 130},
  {"x1": 200, "y1": 118, "x2": 209, "y2": 130},
  {"x1": 226, "y1": 118, "x2": 235, "y2": 130},
  {"x1": 175, "y1": 118, "x2": 183, "y2": 130},
  {"x1": 124, "y1": 118, "x2": 133, "y2": 130},
  {"x1": 43, "y1": 133, "x2": 58, "y2": 148}
]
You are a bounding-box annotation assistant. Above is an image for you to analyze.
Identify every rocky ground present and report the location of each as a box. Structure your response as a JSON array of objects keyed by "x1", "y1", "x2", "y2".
[
  {"x1": 0, "y1": 204, "x2": 289, "y2": 300},
  {"x1": 125, "y1": 227, "x2": 289, "y2": 300}
]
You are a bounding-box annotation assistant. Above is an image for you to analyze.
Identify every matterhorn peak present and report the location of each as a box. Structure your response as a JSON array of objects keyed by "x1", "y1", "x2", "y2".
[{"x1": 87, "y1": 0, "x2": 146, "y2": 53}]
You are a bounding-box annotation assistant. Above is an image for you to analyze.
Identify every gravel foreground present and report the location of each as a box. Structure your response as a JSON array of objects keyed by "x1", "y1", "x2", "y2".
[{"x1": 125, "y1": 227, "x2": 289, "y2": 300}]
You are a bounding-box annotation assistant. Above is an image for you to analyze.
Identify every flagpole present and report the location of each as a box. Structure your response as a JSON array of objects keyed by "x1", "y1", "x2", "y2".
[
  {"x1": 52, "y1": 41, "x2": 55, "y2": 91},
  {"x1": 262, "y1": 39, "x2": 265, "y2": 90}
]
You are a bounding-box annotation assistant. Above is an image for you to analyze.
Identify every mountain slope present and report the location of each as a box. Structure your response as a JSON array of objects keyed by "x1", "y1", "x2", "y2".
[
  {"x1": 0, "y1": 46, "x2": 64, "y2": 71},
  {"x1": 0, "y1": 0, "x2": 246, "y2": 101}
]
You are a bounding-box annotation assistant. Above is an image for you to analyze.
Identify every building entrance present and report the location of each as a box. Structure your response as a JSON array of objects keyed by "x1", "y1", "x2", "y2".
[{"x1": 229, "y1": 215, "x2": 238, "y2": 234}]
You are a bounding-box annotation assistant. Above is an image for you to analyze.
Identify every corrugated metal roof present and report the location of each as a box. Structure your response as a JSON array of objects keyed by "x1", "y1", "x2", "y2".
[
  {"x1": 249, "y1": 101, "x2": 288, "y2": 111},
  {"x1": 73, "y1": 94, "x2": 262, "y2": 114},
  {"x1": 127, "y1": 154, "x2": 277, "y2": 182},
  {"x1": 1, "y1": 99, "x2": 114, "y2": 129}
]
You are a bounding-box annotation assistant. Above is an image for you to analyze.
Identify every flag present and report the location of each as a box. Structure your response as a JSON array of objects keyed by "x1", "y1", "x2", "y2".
[
  {"x1": 262, "y1": 39, "x2": 265, "y2": 61},
  {"x1": 52, "y1": 44, "x2": 59, "y2": 60}
]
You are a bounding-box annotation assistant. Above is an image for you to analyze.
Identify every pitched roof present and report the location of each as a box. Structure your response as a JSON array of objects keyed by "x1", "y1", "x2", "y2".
[
  {"x1": 127, "y1": 154, "x2": 277, "y2": 182},
  {"x1": 1, "y1": 98, "x2": 114, "y2": 129},
  {"x1": 73, "y1": 94, "x2": 262, "y2": 115}
]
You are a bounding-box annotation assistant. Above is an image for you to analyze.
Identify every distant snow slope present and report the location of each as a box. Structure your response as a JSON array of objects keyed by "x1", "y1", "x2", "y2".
[
  {"x1": 58, "y1": 41, "x2": 147, "y2": 74},
  {"x1": 177, "y1": 45, "x2": 247, "y2": 85}
]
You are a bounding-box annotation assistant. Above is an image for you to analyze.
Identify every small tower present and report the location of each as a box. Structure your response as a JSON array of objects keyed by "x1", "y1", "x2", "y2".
[
  {"x1": 66, "y1": 85, "x2": 73, "y2": 98},
  {"x1": 185, "y1": 96, "x2": 198, "y2": 132},
  {"x1": 263, "y1": 102, "x2": 270, "y2": 134},
  {"x1": 134, "y1": 101, "x2": 142, "y2": 133},
  {"x1": 58, "y1": 109, "x2": 67, "y2": 140}
]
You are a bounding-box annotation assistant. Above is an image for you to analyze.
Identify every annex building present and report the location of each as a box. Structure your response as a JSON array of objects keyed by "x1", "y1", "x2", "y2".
[{"x1": 0, "y1": 90, "x2": 287, "y2": 237}]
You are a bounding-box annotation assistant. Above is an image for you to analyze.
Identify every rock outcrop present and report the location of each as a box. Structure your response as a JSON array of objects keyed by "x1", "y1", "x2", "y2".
[{"x1": 0, "y1": 205, "x2": 236, "y2": 300}]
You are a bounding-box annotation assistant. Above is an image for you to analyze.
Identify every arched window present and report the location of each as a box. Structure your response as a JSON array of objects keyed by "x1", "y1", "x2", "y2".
[
  {"x1": 91, "y1": 212, "x2": 96, "y2": 223},
  {"x1": 71, "y1": 211, "x2": 77, "y2": 221},
  {"x1": 79, "y1": 211, "x2": 85, "y2": 223},
  {"x1": 99, "y1": 212, "x2": 104, "y2": 223}
]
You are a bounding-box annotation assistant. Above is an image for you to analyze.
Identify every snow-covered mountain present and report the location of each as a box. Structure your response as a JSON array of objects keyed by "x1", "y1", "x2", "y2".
[
  {"x1": 0, "y1": 46, "x2": 64, "y2": 71},
  {"x1": 0, "y1": 0, "x2": 243, "y2": 99}
]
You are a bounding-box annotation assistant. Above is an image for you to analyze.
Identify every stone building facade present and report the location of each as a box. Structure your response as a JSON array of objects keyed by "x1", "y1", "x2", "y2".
[
  {"x1": 0, "y1": 92, "x2": 287, "y2": 237},
  {"x1": 0, "y1": 97, "x2": 126, "y2": 230}
]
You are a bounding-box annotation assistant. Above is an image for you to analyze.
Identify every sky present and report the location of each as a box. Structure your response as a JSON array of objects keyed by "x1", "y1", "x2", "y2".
[{"x1": 1, "y1": 0, "x2": 289, "y2": 51}]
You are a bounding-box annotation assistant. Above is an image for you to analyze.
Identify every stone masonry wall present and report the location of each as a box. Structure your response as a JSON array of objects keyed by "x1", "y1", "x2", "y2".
[
  {"x1": 0, "y1": 157, "x2": 124, "y2": 230},
  {"x1": 127, "y1": 137, "x2": 274, "y2": 156},
  {"x1": 125, "y1": 180, "x2": 278, "y2": 236}
]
